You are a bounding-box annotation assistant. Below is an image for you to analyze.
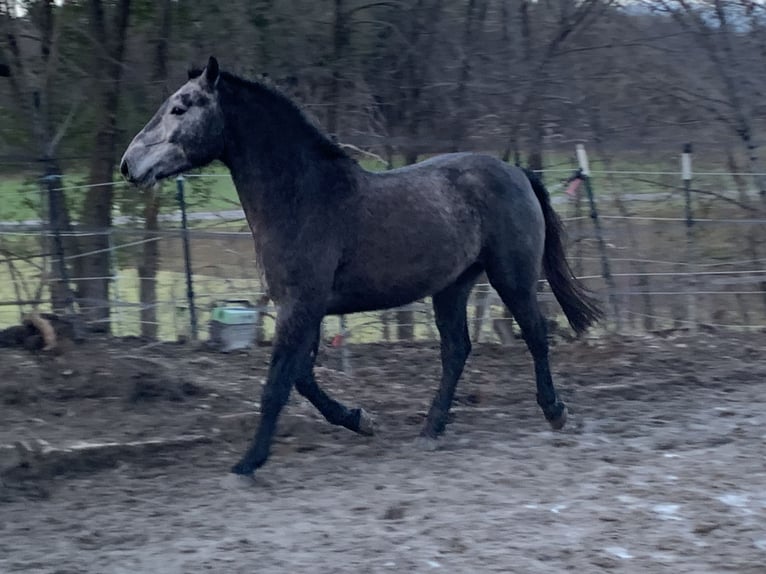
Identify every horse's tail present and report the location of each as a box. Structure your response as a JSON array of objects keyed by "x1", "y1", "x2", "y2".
[{"x1": 522, "y1": 168, "x2": 603, "y2": 334}]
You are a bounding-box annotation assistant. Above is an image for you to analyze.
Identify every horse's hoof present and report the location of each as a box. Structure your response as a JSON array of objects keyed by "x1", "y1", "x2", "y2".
[
  {"x1": 356, "y1": 408, "x2": 375, "y2": 436},
  {"x1": 413, "y1": 435, "x2": 439, "y2": 452},
  {"x1": 230, "y1": 460, "x2": 255, "y2": 476},
  {"x1": 547, "y1": 405, "x2": 568, "y2": 430}
]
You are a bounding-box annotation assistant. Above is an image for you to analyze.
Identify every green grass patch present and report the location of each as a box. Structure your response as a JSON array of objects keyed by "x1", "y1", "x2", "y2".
[
  {"x1": 0, "y1": 174, "x2": 44, "y2": 221},
  {"x1": 2, "y1": 151, "x2": 759, "y2": 340},
  {"x1": 4, "y1": 152, "x2": 744, "y2": 223}
]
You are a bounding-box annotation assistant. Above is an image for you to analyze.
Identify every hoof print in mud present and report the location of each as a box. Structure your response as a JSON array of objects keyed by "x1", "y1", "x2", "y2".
[
  {"x1": 220, "y1": 473, "x2": 260, "y2": 490},
  {"x1": 413, "y1": 435, "x2": 440, "y2": 452}
]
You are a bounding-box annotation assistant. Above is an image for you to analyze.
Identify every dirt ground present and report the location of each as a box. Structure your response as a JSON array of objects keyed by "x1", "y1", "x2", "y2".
[{"x1": 1, "y1": 331, "x2": 765, "y2": 573}]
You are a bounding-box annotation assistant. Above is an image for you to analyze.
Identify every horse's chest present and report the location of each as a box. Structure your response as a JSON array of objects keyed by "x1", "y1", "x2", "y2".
[{"x1": 257, "y1": 229, "x2": 341, "y2": 301}]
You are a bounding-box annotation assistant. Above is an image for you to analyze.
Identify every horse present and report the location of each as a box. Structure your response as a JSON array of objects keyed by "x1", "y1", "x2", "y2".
[{"x1": 120, "y1": 57, "x2": 602, "y2": 477}]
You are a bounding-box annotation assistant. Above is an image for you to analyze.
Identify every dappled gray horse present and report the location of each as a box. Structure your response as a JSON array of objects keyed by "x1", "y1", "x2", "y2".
[{"x1": 120, "y1": 57, "x2": 602, "y2": 477}]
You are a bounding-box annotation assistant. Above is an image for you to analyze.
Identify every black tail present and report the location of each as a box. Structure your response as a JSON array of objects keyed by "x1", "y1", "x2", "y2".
[{"x1": 523, "y1": 168, "x2": 603, "y2": 334}]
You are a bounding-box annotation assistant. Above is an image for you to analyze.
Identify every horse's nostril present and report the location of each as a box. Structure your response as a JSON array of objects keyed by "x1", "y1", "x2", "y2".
[{"x1": 120, "y1": 159, "x2": 130, "y2": 180}]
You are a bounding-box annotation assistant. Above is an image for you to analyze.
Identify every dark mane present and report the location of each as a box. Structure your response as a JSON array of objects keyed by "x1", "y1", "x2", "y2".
[{"x1": 188, "y1": 67, "x2": 349, "y2": 161}]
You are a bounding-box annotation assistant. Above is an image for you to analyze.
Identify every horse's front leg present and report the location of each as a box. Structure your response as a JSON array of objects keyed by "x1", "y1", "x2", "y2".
[
  {"x1": 231, "y1": 302, "x2": 322, "y2": 476},
  {"x1": 285, "y1": 325, "x2": 372, "y2": 435}
]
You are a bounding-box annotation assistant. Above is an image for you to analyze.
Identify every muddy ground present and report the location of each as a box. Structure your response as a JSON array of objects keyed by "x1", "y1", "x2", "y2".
[{"x1": 1, "y1": 331, "x2": 765, "y2": 573}]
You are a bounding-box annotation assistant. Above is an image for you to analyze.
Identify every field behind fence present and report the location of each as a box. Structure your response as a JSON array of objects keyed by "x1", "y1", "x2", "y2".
[{"x1": 2, "y1": 151, "x2": 766, "y2": 344}]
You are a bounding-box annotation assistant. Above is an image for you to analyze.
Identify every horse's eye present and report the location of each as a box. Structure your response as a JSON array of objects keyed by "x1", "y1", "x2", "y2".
[{"x1": 170, "y1": 106, "x2": 187, "y2": 116}]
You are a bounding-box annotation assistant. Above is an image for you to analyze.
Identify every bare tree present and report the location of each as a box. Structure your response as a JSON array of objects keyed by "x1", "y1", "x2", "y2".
[
  {"x1": 327, "y1": 0, "x2": 349, "y2": 136},
  {"x1": 0, "y1": 0, "x2": 79, "y2": 312},
  {"x1": 500, "y1": 0, "x2": 611, "y2": 164},
  {"x1": 449, "y1": 0, "x2": 488, "y2": 152},
  {"x1": 137, "y1": 0, "x2": 172, "y2": 340},
  {"x1": 650, "y1": 0, "x2": 766, "y2": 196},
  {"x1": 75, "y1": 0, "x2": 132, "y2": 331}
]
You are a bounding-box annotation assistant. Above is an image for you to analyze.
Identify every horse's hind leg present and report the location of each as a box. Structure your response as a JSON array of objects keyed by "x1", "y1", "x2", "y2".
[
  {"x1": 486, "y1": 261, "x2": 567, "y2": 429},
  {"x1": 418, "y1": 271, "x2": 477, "y2": 445},
  {"x1": 294, "y1": 330, "x2": 374, "y2": 436}
]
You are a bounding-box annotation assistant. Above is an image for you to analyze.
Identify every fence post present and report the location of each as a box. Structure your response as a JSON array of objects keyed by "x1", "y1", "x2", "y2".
[
  {"x1": 472, "y1": 282, "x2": 491, "y2": 343},
  {"x1": 396, "y1": 307, "x2": 414, "y2": 340},
  {"x1": 170, "y1": 280, "x2": 179, "y2": 341},
  {"x1": 576, "y1": 144, "x2": 621, "y2": 331},
  {"x1": 43, "y1": 166, "x2": 86, "y2": 341},
  {"x1": 254, "y1": 294, "x2": 270, "y2": 345},
  {"x1": 176, "y1": 176, "x2": 198, "y2": 341},
  {"x1": 381, "y1": 310, "x2": 391, "y2": 341},
  {"x1": 43, "y1": 170, "x2": 74, "y2": 314},
  {"x1": 107, "y1": 228, "x2": 124, "y2": 335},
  {"x1": 682, "y1": 143, "x2": 697, "y2": 332},
  {"x1": 572, "y1": 172, "x2": 584, "y2": 279},
  {"x1": 339, "y1": 315, "x2": 352, "y2": 373}
]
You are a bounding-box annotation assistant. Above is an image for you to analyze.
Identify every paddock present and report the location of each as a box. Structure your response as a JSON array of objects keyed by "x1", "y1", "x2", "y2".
[{"x1": 2, "y1": 332, "x2": 765, "y2": 573}]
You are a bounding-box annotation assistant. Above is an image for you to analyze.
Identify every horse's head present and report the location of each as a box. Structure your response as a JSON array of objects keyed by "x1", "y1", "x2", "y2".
[{"x1": 120, "y1": 56, "x2": 225, "y2": 188}]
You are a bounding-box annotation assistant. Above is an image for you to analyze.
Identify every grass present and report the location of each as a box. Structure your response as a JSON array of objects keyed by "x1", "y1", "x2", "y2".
[
  {"x1": 0, "y1": 175, "x2": 43, "y2": 222},
  {"x1": 2, "y1": 150, "x2": 741, "y2": 223},
  {"x1": 1, "y1": 150, "x2": 760, "y2": 340}
]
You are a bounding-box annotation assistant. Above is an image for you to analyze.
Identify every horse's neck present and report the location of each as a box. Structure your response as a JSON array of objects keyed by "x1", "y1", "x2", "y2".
[
  {"x1": 227, "y1": 164, "x2": 286, "y2": 230},
  {"x1": 224, "y1": 134, "x2": 354, "y2": 232},
  {"x1": 220, "y1": 87, "x2": 357, "y2": 229}
]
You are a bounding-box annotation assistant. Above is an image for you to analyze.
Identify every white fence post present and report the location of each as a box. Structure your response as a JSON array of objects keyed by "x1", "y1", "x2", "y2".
[{"x1": 576, "y1": 144, "x2": 621, "y2": 332}]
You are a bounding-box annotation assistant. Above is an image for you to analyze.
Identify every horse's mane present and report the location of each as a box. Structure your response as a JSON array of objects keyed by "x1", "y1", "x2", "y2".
[{"x1": 188, "y1": 68, "x2": 349, "y2": 161}]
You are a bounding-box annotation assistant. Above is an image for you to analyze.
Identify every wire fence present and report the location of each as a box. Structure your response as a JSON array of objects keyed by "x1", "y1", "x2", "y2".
[{"x1": 2, "y1": 150, "x2": 766, "y2": 345}]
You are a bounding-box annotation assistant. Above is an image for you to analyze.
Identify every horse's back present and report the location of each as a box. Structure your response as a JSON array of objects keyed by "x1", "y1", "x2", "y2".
[
  {"x1": 365, "y1": 152, "x2": 542, "y2": 228},
  {"x1": 373, "y1": 152, "x2": 535, "y2": 198},
  {"x1": 325, "y1": 152, "x2": 544, "y2": 314}
]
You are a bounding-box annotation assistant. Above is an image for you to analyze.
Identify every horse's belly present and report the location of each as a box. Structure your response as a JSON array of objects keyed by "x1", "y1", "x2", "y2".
[
  {"x1": 326, "y1": 186, "x2": 484, "y2": 314},
  {"x1": 326, "y1": 248, "x2": 478, "y2": 315},
  {"x1": 326, "y1": 280, "x2": 434, "y2": 315}
]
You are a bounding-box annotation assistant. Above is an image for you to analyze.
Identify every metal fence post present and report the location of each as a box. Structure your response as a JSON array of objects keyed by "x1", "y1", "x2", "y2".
[
  {"x1": 176, "y1": 176, "x2": 198, "y2": 341},
  {"x1": 576, "y1": 144, "x2": 621, "y2": 332},
  {"x1": 339, "y1": 314, "x2": 351, "y2": 374}
]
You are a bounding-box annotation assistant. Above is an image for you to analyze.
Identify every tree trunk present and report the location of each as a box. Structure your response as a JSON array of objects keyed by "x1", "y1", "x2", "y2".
[
  {"x1": 728, "y1": 154, "x2": 766, "y2": 317},
  {"x1": 45, "y1": 160, "x2": 75, "y2": 313},
  {"x1": 503, "y1": 0, "x2": 533, "y2": 163},
  {"x1": 138, "y1": 0, "x2": 172, "y2": 340},
  {"x1": 390, "y1": 0, "x2": 446, "y2": 341},
  {"x1": 396, "y1": 151, "x2": 419, "y2": 340},
  {"x1": 450, "y1": 0, "x2": 488, "y2": 152},
  {"x1": 327, "y1": 0, "x2": 348, "y2": 136},
  {"x1": 396, "y1": 307, "x2": 415, "y2": 341},
  {"x1": 76, "y1": 0, "x2": 132, "y2": 332},
  {"x1": 502, "y1": 0, "x2": 602, "y2": 162}
]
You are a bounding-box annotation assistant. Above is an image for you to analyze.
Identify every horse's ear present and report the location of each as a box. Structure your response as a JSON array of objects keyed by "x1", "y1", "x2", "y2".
[{"x1": 205, "y1": 56, "x2": 219, "y2": 88}]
